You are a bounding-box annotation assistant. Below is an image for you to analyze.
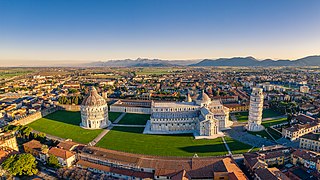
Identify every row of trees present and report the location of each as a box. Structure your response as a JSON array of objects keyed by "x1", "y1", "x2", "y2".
[
  {"x1": 269, "y1": 100, "x2": 299, "y2": 115},
  {"x1": 58, "y1": 95, "x2": 83, "y2": 105}
]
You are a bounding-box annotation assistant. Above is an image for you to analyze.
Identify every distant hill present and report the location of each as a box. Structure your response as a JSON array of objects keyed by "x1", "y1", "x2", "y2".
[
  {"x1": 191, "y1": 55, "x2": 320, "y2": 67},
  {"x1": 85, "y1": 58, "x2": 200, "y2": 67},
  {"x1": 83, "y1": 55, "x2": 320, "y2": 67}
]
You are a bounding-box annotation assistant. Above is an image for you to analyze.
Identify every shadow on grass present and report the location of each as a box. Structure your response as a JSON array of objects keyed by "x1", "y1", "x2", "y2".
[
  {"x1": 227, "y1": 141, "x2": 251, "y2": 151},
  {"x1": 44, "y1": 110, "x2": 124, "y2": 126},
  {"x1": 44, "y1": 110, "x2": 81, "y2": 126}
]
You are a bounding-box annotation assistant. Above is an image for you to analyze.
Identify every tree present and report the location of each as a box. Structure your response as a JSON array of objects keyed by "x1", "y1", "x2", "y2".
[
  {"x1": 1, "y1": 153, "x2": 38, "y2": 176},
  {"x1": 287, "y1": 114, "x2": 293, "y2": 125},
  {"x1": 20, "y1": 126, "x2": 33, "y2": 139},
  {"x1": 33, "y1": 132, "x2": 46, "y2": 143},
  {"x1": 47, "y1": 155, "x2": 61, "y2": 169},
  {"x1": 41, "y1": 145, "x2": 49, "y2": 154}
]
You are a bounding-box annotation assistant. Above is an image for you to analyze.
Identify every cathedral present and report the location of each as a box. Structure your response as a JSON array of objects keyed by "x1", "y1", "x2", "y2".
[
  {"x1": 80, "y1": 86, "x2": 111, "y2": 129},
  {"x1": 144, "y1": 90, "x2": 232, "y2": 139}
]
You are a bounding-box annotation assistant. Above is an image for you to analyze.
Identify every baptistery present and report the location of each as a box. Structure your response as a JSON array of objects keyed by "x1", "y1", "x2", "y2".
[{"x1": 80, "y1": 86, "x2": 110, "y2": 129}]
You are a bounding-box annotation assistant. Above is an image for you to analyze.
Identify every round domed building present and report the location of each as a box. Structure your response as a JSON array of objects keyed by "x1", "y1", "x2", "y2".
[{"x1": 80, "y1": 86, "x2": 111, "y2": 129}]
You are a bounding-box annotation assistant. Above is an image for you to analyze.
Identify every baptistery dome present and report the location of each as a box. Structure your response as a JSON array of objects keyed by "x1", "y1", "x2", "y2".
[
  {"x1": 81, "y1": 86, "x2": 106, "y2": 106},
  {"x1": 80, "y1": 86, "x2": 110, "y2": 129}
]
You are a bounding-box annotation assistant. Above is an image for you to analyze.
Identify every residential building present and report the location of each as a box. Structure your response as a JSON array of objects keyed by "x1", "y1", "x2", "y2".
[
  {"x1": 299, "y1": 133, "x2": 320, "y2": 152},
  {"x1": 48, "y1": 147, "x2": 76, "y2": 167},
  {"x1": 0, "y1": 132, "x2": 18, "y2": 151}
]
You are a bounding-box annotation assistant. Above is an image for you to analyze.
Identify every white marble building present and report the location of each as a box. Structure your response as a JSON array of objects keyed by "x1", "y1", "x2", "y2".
[
  {"x1": 110, "y1": 99, "x2": 152, "y2": 114},
  {"x1": 144, "y1": 90, "x2": 232, "y2": 139},
  {"x1": 246, "y1": 88, "x2": 265, "y2": 132},
  {"x1": 80, "y1": 86, "x2": 111, "y2": 129}
]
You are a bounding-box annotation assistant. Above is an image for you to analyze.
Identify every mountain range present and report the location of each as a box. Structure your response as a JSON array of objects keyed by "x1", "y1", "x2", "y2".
[{"x1": 85, "y1": 55, "x2": 320, "y2": 67}]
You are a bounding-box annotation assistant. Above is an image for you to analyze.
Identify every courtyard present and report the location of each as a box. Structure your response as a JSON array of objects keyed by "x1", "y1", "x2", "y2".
[{"x1": 28, "y1": 110, "x2": 121, "y2": 144}]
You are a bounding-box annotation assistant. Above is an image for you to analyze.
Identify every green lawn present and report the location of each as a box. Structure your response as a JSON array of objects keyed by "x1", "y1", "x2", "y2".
[
  {"x1": 267, "y1": 128, "x2": 282, "y2": 140},
  {"x1": 28, "y1": 110, "x2": 103, "y2": 144},
  {"x1": 0, "y1": 70, "x2": 33, "y2": 79},
  {"x1": 248, "y1": 130, "x2": 274, "y2": 140},
  {"x1": 262, "y1": 109, "x2": 283, "y2": 118},
  {"x1": 108, "y1": 112, "x2": 122, "y2": 122},
  {"x1": 224, "y1": 136, "x2": 254, "y2": 154},
  {"x1": 234, "y1": 112, "x2": 249, "y2": 122},
  {"x1": 234, "y1": 109, "x2": 283, "y2": 122},
  {"x1": 262, "y1": 118, "x2": 287, "y2": 128},
  {"x1": 95, "y1": 127, "x2": 228, "y2": 157},
  {"x1": 117, "y1": 113, "x2": 150, "y2": 125}
]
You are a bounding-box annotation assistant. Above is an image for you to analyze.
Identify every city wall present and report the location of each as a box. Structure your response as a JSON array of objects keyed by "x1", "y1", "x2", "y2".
[
  {"x1": 58, "y1": 104, "x2": 80, "y2": 111},
  {"x1": 10, "y1": 104, "x2": 80, "y2": 126}
]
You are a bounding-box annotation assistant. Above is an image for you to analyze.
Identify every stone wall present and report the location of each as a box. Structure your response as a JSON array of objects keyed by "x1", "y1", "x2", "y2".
[
  {"x1": 11, "y1": 107, "x2": 59, "y2": 126},
  {"x1": 58, "y1": 104, "x2": 80, "y2": 111},
  {"x1": 10, "y1": 105, "x2": 80, "y2": 126}
]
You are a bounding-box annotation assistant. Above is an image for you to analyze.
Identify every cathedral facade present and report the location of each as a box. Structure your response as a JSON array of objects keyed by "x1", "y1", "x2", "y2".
[
  {"x1": 80, "y1": 86, "x2": 111, "y2": 129},
  {"x1": 144, "y1": 90, "x2": 232, "y2": 139}
]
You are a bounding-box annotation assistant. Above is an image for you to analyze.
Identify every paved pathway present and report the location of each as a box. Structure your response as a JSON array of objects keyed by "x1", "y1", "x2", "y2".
[
  {"x1": 112, "y1": 113, "x2": 126, "y2": 124},
  {"x1": 32, "y1": 130, "x2": 66, "y2": 142},
  {"x1": 262, "y1": 115, "x2": 286, "y2": 121},
  {"x1": 112, "y1": 124, "x2": 145, "y2": 127},
  {"x1": 222, "y1": 136, "x2": 232, "y2": 155},
  {"x1": 88, "y1": 125, "x2": 114, "y2": 146},
  {"x1": 224, "y1": 124, "x2": 276, "y2": 147},
  {"x1": 88, "y1": 112, "x2": 127, "y2": 146}
]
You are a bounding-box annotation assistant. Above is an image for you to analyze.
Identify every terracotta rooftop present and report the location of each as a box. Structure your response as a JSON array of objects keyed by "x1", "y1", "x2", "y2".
[
  {"x1": 57, "y1": 141, "x2": 80, "y2": 151},
  {"x1": 77, "y1": 160, "x2": 154, "y2": 179},
  {"x1": 292, "y1": 149, "x2": 318, "y2": 163},
  {"x1": 23, "y1": 140, "x2": 42, "y2": 151},
  {"x1": 79, "y1": 146, "x2": 247, "y2": 179},
  {"x1": 255, "y1": 167, "x2": 289, "y2": 180},
  {"x1": 49, "y1": 147, "x2": 75, "y2": 159}
]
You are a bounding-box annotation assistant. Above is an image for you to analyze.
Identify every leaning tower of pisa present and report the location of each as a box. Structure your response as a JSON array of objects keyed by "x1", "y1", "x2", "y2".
[{"x1": 246, "y1": 87, "x2": 265, "y2": 132}]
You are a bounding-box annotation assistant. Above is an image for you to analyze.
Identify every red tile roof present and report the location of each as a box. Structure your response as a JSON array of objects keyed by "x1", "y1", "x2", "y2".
[{"x1": 49, "y1": 147, "x2": 75, "y2": 159}]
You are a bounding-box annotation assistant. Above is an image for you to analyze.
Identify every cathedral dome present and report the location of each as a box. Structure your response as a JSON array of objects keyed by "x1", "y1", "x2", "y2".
[
  {"x1": 81, "y1": 86, "x2": 106, "y2": 106},
  {"x1": 197, "y1": 90, "x2": 211, "y2": 101}
]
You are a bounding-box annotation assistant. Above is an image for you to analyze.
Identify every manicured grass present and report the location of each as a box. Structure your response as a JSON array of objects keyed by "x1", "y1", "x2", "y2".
[
  {"x1": 224, "y1": 136, "x2": 254, "y2": 154},
  {"x1": 267, "y1": 128, "x2": 282, "y2": 140},
  {"x1": 248, "y1": 130, "x2": 274, "y2": 140},
  {"x1": 28, "y1": 110, "x2": 103, "y2": 144},
  {"x1": 234, "y1": 112, "x2": 249, "y2": 122},
  {"x1": 117, "y1": 113, "x2": 150, "y2": 125},
  {"x1": 234, "y1": 109, "x2": 283, "y2": 122},
  {"x1": 108, "y1": 112, "x2": 122, "y2": 122},
  {"x1": 95, "y1": 127, "x2": 228, "y2": 157},
  {"x1": 262, "y1": 109, "x2": 283, "y2": 118},
  {"x1": 262, "y1": 118, "x2": 287, "y2": 128}
]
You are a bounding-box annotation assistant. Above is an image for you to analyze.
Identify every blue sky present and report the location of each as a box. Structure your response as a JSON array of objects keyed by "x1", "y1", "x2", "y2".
[{"x1": 0, "y1": 0, "x2": 319, "y2": 64}]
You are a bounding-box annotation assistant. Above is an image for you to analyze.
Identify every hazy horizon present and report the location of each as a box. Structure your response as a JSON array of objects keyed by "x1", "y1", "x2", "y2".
[{"x1": 1, "y1": 0, "x2": 320, "y2": 66}]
